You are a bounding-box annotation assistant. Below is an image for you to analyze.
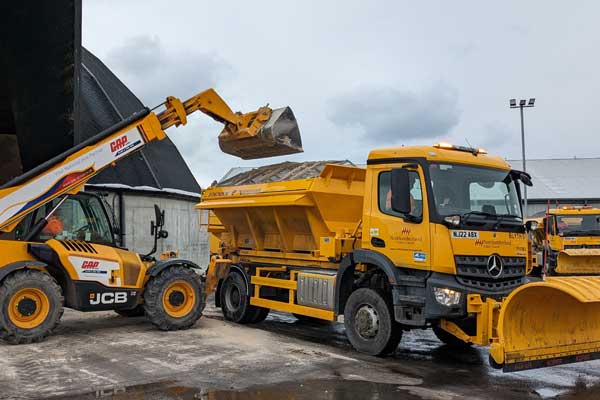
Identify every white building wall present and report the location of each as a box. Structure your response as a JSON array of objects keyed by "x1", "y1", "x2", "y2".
[{"x1": 89, "y1": 190, "x2": 210, "y2": 269}]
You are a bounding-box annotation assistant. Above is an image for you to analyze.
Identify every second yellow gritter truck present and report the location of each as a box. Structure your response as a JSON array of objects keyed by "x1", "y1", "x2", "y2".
[{"x1": 201, "y1": 142, "x2": 600, "y2": 372}]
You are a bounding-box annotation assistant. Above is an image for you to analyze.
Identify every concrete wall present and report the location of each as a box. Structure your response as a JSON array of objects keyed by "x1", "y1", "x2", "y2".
[{"x1": 88, "y1": 190, "x2": 210, "y2": 269}]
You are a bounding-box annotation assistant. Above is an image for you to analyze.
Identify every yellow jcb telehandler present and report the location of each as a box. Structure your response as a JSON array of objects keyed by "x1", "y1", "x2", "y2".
[{"x1": 0, "y1": 88, "x2": 301, "y2": 344}]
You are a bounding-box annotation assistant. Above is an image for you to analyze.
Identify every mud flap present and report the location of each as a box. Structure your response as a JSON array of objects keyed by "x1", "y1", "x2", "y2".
[
  {"x1": 218, "y1": 107, "x2": 302, "y2": 159},
  {"x1": 489, "y1": 277, "x2": 600, "y2": 371},
  {"x1": 556, "y1": 249, "x2": 600, "y2": 274}
]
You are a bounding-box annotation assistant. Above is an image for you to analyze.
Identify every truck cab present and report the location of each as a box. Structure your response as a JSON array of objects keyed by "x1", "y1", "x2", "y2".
[
  {"x1": 531, "y1": 206, "x2": 600, "y2": 275},
  {"x1": 363, "y1": 143, "x2": 531, "y2": 327}
]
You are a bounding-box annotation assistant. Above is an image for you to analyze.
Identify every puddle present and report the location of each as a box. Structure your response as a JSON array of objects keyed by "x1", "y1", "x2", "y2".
[{"x1": 50, "y1": 379, "x2": 423, "y2": 400}]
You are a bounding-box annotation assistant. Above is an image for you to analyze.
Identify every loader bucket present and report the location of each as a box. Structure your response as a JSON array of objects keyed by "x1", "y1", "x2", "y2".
[
  {"x1": 218, "y1": 106, "x2": 303, "y2": 159},
  {"x1": 556, "y1": 249, "x2": 600, "y2": 274},
  {"x1": 489, "y1": 277, "x2": 600, "y2": 372}
]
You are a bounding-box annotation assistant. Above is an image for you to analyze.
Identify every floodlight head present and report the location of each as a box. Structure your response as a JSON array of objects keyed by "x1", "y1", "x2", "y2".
[
  {"x1": 519, "y1": 99, "x2": 526, "y2": 106},
  {"x1": 510, "y1": 99, "x2": 517, "y2": 107},
  {"x1": 528, "y1": 98, "x2": 535, "y2": 106}
]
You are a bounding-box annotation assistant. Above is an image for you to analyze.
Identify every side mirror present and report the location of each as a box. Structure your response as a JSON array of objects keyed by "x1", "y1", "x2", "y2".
[
  {"x1": 525, "y1": 220, "x2": 538, "y2": 231},
  {"x1": 154, "y1": 204, "x2": 165, "y2": 228},
  {"x1": 390, "y1": 168, "x2": 412, "y2": 215}
]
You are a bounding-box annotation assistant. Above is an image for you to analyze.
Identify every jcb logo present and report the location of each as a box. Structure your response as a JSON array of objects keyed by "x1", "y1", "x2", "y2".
[
  {"x1": 90, "y1": 292, "x2": 128, "y2": 305},
  {"x1": 110, "y1": 135, "x2": 128, "y2": 152},
  {"x1": 82, "y1": 261, "x2": 100, "y2": 269}
]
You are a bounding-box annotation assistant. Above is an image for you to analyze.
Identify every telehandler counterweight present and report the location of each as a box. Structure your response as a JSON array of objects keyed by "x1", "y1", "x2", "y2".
[
  {"x1": 0, "y1": 88, "x2": 301, "y2": 344},
  {"x1": 200, "y1": 142, "x2": 600, "y2": 372}
]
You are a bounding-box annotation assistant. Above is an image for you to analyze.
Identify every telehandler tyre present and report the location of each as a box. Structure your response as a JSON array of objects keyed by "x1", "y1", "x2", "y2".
[
  {"x1": 220, "y1": 271, "x2": 268, "y2": 324},
  {"x1": 115, "y1": 305, "x2": 145, "y2": 318},
  {"x1": 344, "y1": 288, "x2": 402, "y2": 356},
  {"x1": 143, "y1": 266, "x2": 205, "y2": 331},
  {"x1": 0, "y1": 270, "x2": 64, "y2": 344}
]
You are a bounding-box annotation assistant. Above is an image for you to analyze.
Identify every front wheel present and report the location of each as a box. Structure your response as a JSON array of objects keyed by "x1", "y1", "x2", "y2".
[
  {"x1": 0, "y1": 270, "x2": 64, "y2": 344},
  {"x1": 344, "y1": 288, "x2": 402, "y2": 356},
  {"x1": 143, "y1": 266, "x2": 205, "y2": 331}
]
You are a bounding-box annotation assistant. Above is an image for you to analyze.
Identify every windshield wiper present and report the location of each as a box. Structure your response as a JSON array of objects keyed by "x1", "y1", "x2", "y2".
[
  {"x1": 461, "y1": 211, "x2": 498, "y2": 225},
  {"x1": 493, "y1": 214, "x2": 522, "y2": 230}
]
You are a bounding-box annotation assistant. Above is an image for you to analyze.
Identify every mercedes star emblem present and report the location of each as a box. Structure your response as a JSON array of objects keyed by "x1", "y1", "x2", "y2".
[{"x1": 487, "y1": 255, "x2": 503, "y2": 278}]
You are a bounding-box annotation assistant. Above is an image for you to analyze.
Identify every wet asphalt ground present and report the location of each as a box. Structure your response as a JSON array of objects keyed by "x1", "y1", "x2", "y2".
[{"x1": 1, "y1": 302, "x2": 599, "y2": 400}]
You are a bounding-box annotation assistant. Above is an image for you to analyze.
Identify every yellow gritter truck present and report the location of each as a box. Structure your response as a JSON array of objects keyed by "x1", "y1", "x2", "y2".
[
  {"x1": 530, "y1": 206, "x2": 600, "y2": 275},
  {"x1": 200, "y1": 143, "x2": 600, "y2": 372}
]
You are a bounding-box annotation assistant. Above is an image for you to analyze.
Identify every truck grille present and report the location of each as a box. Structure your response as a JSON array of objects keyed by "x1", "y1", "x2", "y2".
[{"x1": 454, "y1": 255, "x2": 525, "y2": 292}]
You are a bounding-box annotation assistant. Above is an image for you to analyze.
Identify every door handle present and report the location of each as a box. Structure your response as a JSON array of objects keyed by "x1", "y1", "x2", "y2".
[{"x1": 371, "y1": 237, "x2": 386, "y2": 248}]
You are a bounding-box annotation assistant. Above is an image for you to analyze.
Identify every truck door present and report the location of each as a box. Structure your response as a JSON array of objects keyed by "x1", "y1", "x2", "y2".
[{"x1": 366, "y1": 165, "x2": 431, "y2": 270}]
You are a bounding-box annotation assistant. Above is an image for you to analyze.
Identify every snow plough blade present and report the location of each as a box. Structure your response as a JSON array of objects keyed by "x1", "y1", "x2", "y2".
[
  {"x1": 218, "y1": 106, "x2": 302, "y2": 159},
  {"x1": 556, "y1": 249, "x2": 600, "y2": 274},
  {"x1": 489, "y1": 277, "x2": 600, "y2": 372}
]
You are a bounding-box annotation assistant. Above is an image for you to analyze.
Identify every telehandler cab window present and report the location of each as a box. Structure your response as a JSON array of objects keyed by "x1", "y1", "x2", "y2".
[
  {"x1": 13, "y1": 195, "x2": 114, "y2": 245},
  {"x1": 379, "y1": 170, "x2": 423, "y2": 219}
]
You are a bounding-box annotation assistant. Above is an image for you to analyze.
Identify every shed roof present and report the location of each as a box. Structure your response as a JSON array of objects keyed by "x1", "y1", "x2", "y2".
[{"x1": 508, "y1": 158, "x2": 600, "y2": 200}]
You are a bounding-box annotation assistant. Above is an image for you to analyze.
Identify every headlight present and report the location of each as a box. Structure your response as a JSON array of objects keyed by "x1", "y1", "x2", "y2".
[
  {"x1": 444, "y1": 215, "x2": 461, "y2": 227},
  {"x1": 433, "y1": 287, "x2": 461, "y2": 306}
]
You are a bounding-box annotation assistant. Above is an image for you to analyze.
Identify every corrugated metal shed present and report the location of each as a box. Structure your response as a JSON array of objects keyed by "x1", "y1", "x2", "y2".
[
  {"x1": 508, "y1": 158, "x2": 600, "y2": 201},
  {"x1": 218, "y1": 160, "x2": 354, "y2": 186}
]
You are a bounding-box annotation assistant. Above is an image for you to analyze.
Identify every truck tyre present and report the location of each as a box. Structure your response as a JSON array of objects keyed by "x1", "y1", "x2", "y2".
[
  {"x1": 0, "y1": 270, "x2": 64, "y2": 344},
  {"x1": 220, "y1": 271, "x2": 267, "y2": 324},
  {"x1": 432, "y1": 326, "x2": 472, "y2": 348},
  {"x1": 248, "y1": 307, "x2": 270, "y2": 323},
  {"x1": 143, "y1": 266, "x2": 205, "y2": 331},
  {"x1": 115, "y1": 305, "x2": 145, "y2": 318},
  {"x1": 344, "y1": 288, "x2": 402, "y2": 356}
]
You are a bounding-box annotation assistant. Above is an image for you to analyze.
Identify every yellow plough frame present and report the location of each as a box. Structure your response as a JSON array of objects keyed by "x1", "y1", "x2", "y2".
[{"x1": 441, "y1": 277, "x2": 600, "y2": 372}]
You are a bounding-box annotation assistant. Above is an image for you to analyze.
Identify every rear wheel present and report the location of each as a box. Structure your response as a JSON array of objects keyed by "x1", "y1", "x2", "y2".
[
  {"x1": 220, "y1": 272, "x2": 268, "y2": 324},
  {"x1": 0, "y1": 270, "x2": 64, "y2": 344},
  {"x1": 144, "y1": 266, "x2": 205, "y2": 331},
  {"x1": 115, "y1": 305, "x2": 145, "y2": 318},
  {"x1": 344, "y1": 288, "x2": 402, "y2": 356}
]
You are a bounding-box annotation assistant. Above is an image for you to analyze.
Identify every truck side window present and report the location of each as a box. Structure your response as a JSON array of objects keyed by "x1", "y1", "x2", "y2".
[{"x1": 378, "y1": 170, "x2": 423, "y2": 220}]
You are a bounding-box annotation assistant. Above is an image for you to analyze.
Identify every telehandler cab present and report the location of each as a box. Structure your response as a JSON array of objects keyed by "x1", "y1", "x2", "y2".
[{"x1": 0, "y1": 88, "x2": 301, "y2": 344}]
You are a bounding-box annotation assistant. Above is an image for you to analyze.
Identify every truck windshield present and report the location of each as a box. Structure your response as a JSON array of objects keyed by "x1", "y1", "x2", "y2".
[
  {"x1": 428, "y1": 163, "x2": 522, "y2": 220},
  {"x1": 556, "y1": 214, "x2": 600, "y2": 236}
]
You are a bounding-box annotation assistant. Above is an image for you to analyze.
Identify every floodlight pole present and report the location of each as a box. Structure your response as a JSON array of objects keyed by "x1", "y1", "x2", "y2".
[
  {"x1": 510, "y1": 98, "x2": 535, "y2": 218},
  {"x1": 520, "y1": 105, "x2": 527, "y2": 217}
]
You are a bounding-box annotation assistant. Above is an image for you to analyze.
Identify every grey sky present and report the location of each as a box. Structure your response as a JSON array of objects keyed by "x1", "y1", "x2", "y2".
[{"x1": 84, "y1": 1, "x2": 600, "y2": 187}]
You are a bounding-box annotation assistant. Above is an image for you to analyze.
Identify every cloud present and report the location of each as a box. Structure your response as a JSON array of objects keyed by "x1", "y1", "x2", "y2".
[
  {"x1": 104, "y1": 35, "x2": 233, "y2": 106},
  {"x1": 327, "y1": 83, "x2": 461, "y2": 144}
]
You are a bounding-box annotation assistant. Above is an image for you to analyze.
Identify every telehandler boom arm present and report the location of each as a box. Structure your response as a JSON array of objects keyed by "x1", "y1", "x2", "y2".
[{"x1": 0, "y1": 89, "x2": 301, "y2": 232}]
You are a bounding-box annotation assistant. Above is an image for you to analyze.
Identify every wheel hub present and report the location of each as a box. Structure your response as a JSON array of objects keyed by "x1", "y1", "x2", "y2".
[
  {"x1": 17, "y1": 297, "x2": 37, "y2": 317},
  {"x1": 355, "y1": 305, "x2": 379, "y2": 339},
  {"x1": 226, "y1": 285, "x2": 241, "y2": 312},
  {"x1": 168, "y1": 291, "x2": 185, "y2": 307}
]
